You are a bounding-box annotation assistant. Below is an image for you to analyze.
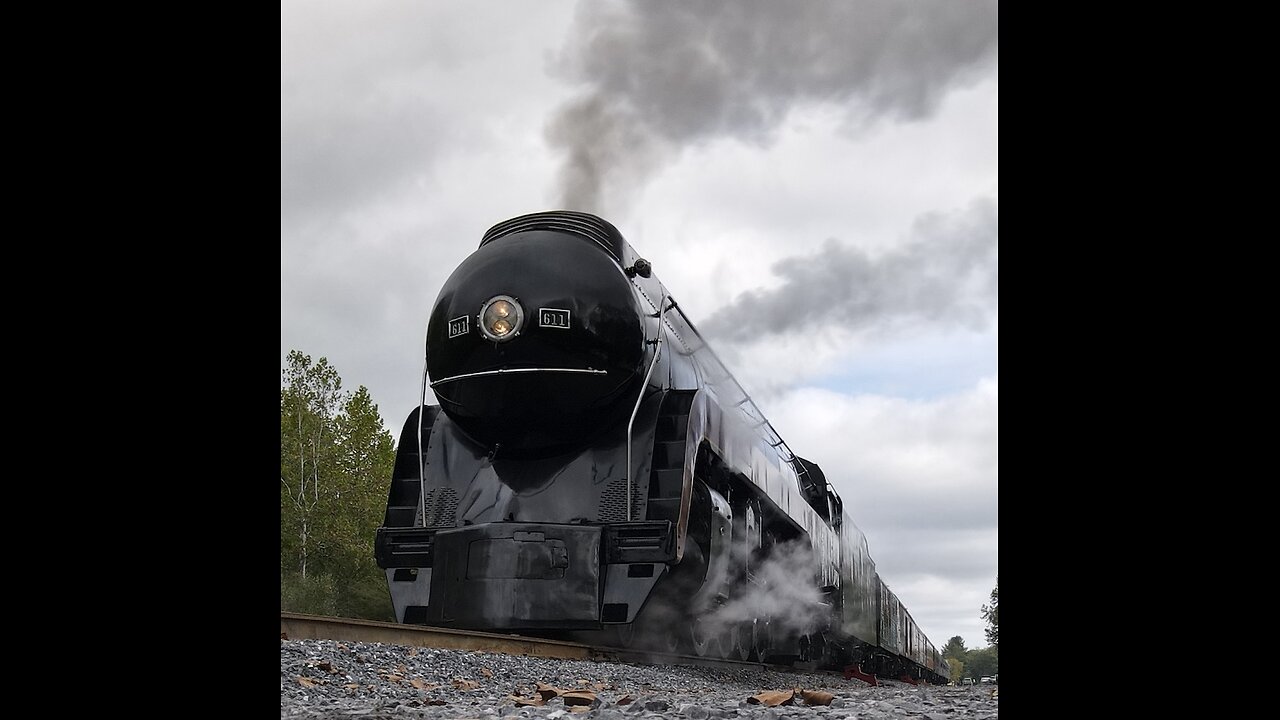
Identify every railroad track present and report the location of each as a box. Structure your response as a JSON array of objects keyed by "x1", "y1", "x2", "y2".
[{"x1": 280, "y1": 612, "x2": 829, "y2": 675}]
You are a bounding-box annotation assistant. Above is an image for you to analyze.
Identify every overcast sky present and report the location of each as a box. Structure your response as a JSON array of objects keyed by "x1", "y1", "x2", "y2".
[{"x1": 282, "y1": 0, "x2": 998, "y2": 652}]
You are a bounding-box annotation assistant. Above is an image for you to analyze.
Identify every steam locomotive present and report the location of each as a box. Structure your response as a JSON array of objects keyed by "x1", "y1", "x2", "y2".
[{"x1": 374, "y1": 211, "x2": 947, "y2": 683}]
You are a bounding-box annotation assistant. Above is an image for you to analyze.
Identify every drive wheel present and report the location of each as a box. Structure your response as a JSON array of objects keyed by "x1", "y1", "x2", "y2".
[
  {"x1": 752, "y1": 617, "x2": 772, "y2": 663},
  {"x1": 690, "y1": 615, "x2": 722, "y2": 657},
  {"x1": 631, "y1": 596, "x2": 682, "y2": 654},
  {"x1": 746, "y1": 617, "x2": 764, "y2": 662},
  {"x1": 605, "y1": 621, "x2": 636, "y2": 649},
  {"x1": 729, "y1": 618, "x2": 755, "y2": 660}
]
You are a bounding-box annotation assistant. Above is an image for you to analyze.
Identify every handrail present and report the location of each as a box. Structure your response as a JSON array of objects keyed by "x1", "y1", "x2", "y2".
[
  {"x1": 663, "y1": 299, "x2": 840, "y2": 507},
  {"x1": 417, "y1": 346, "x2": 429, "y2": 528},
  {"x1": 625, "y1": 291, "x2": 669, "y2": 521},
  {"x1": 430, "y1": 367, "x2": 607, "y2": 387}
]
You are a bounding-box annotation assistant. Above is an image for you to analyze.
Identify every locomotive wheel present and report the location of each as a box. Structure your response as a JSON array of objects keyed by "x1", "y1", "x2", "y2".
[
  {"x1": 730, "y1": 618, "x2": 755, "y2": 660},
  {"x1": 810, "y1": 633, "x2": 827, "y2": 665},
  {"x1": 629, "y1": 593, "x2": 683, "y2": 655},
  {"x1": 689, "y1": 615, "x2": 723, "y2": 657},
  {"x1": 728, "y1": 498, "x2": 763, "y2": 662},
  {"x1": 718, "y1": 624, "x2": 737, "y2": 660},
  {"x1": 651, "y1": 627, "x2": 681, "y2": 655},
  {"x1": 689, "y1": 615, "x2": 711, "y2": 656},
  {"x1": 606, "y1": 621, "x2": 636, "y2": 649},
  {"x1": 746, "y1": 618, "x2": 763, "y2": 662},
  {"x1": 642, "y1": 617, "x2": 681, "y2": 655},
  {"x1": 660, "y1": 625, "x2": 680, "y2": 653},
  {"x1": 752, "y1": 618, "x2": 771, "y2": 663}
]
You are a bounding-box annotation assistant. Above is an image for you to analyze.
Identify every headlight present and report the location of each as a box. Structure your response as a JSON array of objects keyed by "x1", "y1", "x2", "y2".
[{"x1": 479, "y1": 295, "x2": 524, "y2": 342}]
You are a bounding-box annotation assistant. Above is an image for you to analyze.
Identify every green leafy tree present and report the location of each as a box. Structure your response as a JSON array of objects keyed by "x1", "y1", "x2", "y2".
[
  {"x1": 329, "y1": 386, "x2": 398, "y2": 618},
  {"x1": 965, "y1": 645, "x2": 998, "y2": 680},
  {"x1": 982, "y1": 577, "x2": 998, "y2": 649},
  {"x1": 946, "y1": 657, "x2": 965, "y2": 684},
  {"x1": 942, "y1": 635, "x2": 967, "y2": 660},
  {"x1": 281, "y1": 351, "x2": 397, "y2": 620},
  {"x1": 280, "y1": 351, "x2": 344, "y2": 580}
]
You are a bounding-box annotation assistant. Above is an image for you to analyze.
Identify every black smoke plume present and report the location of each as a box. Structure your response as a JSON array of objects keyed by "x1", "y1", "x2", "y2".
[
  {"x1": 547, "y1": 0, "x2": 999, "y2": 214},
  {"x1": 700, "y1": 197, "x2": 998, "y2": 343}
]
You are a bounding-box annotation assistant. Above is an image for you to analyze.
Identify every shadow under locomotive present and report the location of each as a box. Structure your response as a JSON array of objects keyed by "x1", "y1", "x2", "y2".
[{"x1": 374, "y1": 211, "x2": 947, "y2": 682}]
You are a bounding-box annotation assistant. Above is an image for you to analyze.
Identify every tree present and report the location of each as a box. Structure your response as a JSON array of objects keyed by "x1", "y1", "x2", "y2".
[
  {"x1": 331, "y1": 386, "x2": 396, "y2": 574},
  {"x1": 328, "y1": 386, "x2": 398, "y2": 618},
  {"x1": 965, "y1": 645, "x2": 998, "y2": 680},
  {"x1": 942, "y1": 635, "x2": 968, "y2": 660},
  {"x1": 946, "y1": 657, "x2": 965, "y2": 684},
  {"x1": 281, "y1": 351, "x2": 397, "y2": 620},
  {"x1": 280, "y1": 351, "x2": 344, "y2": 580},
  {"x1": 981, "y1": 577, "x2": 998, "y2": 649}
]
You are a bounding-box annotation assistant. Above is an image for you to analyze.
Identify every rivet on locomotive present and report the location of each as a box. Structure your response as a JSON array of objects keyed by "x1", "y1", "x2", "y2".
[{"x1": 374, "y1": 211, "x2": 947, "y2": 682}]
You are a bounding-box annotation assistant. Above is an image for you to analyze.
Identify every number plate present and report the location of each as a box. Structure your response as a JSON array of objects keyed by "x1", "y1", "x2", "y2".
[{"x1": 539, "y1": 308, "x2": 570, "y2": 329}]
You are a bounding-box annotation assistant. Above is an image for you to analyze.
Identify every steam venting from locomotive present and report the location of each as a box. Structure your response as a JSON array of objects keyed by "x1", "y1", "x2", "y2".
[
  {"x1": 704, "y1": 540, "x2": 827, "y2": 639},
  {"x1": 546, "y1": 0, "x2": 999, "y2": 213}
]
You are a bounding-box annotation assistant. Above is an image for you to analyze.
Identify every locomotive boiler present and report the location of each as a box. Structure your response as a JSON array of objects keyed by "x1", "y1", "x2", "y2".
[{"x1": 374, "y1": 211, "x2": 946, "y2": 681}]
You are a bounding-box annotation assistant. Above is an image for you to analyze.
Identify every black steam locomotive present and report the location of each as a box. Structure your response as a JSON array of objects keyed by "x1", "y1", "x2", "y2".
[{"x1": 374, "y1": 211, "x2": 947, "y2": 682}]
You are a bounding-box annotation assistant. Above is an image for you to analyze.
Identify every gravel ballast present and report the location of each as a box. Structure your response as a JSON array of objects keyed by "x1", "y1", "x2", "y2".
[{"x1": 281, "y1": 638, "x2": 998, "y2": 719}]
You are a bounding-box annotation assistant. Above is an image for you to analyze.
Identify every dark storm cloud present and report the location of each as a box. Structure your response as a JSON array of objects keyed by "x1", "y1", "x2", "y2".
[
  {"x1": 700, "y1": 197, "x2": 998, "y2": 343},
  {"x1": 547, "y1": 0, "x2": 999, "y2": 213}
]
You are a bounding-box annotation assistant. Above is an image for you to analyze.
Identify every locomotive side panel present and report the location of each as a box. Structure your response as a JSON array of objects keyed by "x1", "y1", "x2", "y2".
[
  {"x1": 879, "y1": 580, "x2": 903, "y2": 656},
  {"x1": 838, "y1": 514, "x2": 878, "y2": 645}
]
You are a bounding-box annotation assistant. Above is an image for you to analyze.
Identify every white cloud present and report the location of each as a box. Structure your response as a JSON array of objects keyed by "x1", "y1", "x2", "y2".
[{"x1": 766, "y1": 377, "x2": 999, "y2": 646}]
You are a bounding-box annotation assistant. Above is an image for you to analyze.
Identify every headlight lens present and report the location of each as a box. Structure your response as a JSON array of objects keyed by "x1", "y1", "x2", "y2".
[{"x1": 479, "y1": 295, "x2": 523, "y2": 342}]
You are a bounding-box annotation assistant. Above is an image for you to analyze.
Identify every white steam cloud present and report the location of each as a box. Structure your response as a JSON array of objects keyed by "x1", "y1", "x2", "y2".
[{"x1": 706, "y1": 539, "x2": 829, "y2": 640}]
